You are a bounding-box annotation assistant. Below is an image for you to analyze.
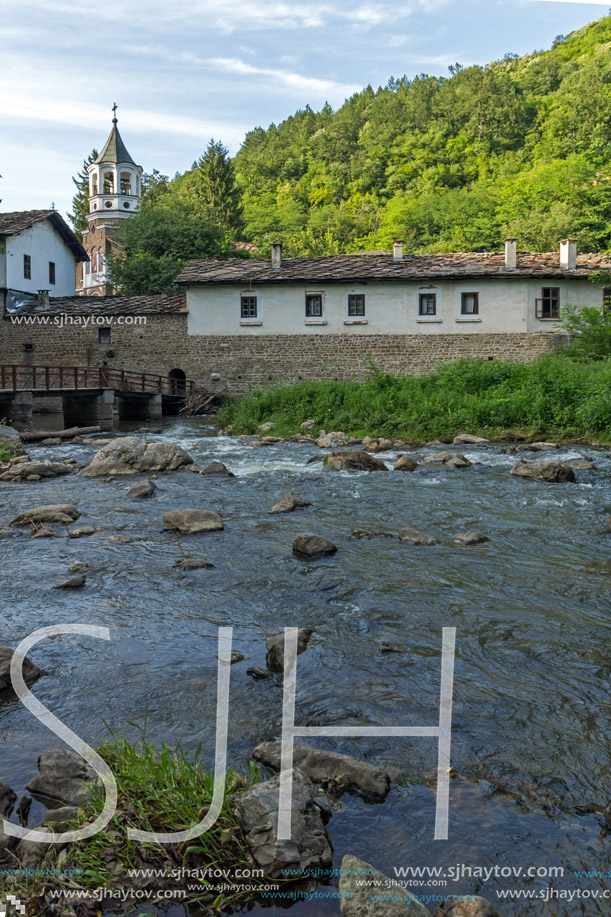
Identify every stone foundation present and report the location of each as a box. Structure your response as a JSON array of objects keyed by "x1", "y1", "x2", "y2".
[
  {"x1": 0, "y1": 313, "x2": 567, "y2": 398},
  {"x1": 182, "y1": 331, "x2": 567, "y2": 396}
]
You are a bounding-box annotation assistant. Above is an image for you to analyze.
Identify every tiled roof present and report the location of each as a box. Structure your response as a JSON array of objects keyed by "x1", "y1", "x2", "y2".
[
  {"x1": 177, "y1": 251, "x2": 611, "y2": 285},
  {"x1": 0, "y1": 210, "x2": 88, "y2": 261},
  {"x1": 5, "y1": 292, "x2": 186, "y2": 316}
]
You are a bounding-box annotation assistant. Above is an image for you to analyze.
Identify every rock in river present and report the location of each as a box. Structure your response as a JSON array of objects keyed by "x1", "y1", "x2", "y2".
[
  {"x1": 394, "y1": 455, "x2": 418, "y2": 471},
  {"x1": 79, "y1": 436, "x2": 197, "y2": 476},
  {"x1": 0, "y1": 647, "x2": 46, "y2": 692},
  {"x1": 325, "y1": 451, "x2": 388, "y2": 472},
  {"x1": 68, "y1": 526, "x2": 96, "y2": 539},
  {"x1": 174, "y1": 557, "x2": 214, "y2": 570},
  {"x1": 234, "y1": 769, "x2": 332, "y2": 878},
  {"x1": 339, "y1": 855, "x2": 430, "y2": 916},
  {"x1": 202, "y1": 460, "x2": 234, "y2": 476},
  {"x1": 398, "y1": 526, "x2": 438, "y2": 546},
  {"x1": 0, "y1": 461, "x2": 73, "y2": 482},
  {"x1": 266, "y1": 627, "x2": 314, "y2": 672},
  {"x1": 270, "y1": 491, "x2": 312, "y2": 514},
  {"x1": 163, "y1": 509, "x2": 224, "y2": 534},
  {"x1": 10, "y1": 504, "x2": 80, "y2": 526},
  {"x1": 53, "y1": 575, "x2": 86, "y2": 589},
  {"x1": 0, "y1": 425, "x2": 21, "y2": 442},
  {"x1": 27, "y1": 749, "x2": 96, "y2": 806},
  {"x1": 127, "y1": 479, "x2": 157, "y2": 498},
  {"x1": 292, "y1": 533, "x2": 338, "y2": 559},
  {"x1": 254, "y1": 741, "x2": 391, "y2": 799},
  {"x1": 510, "y1": 460, "x2": 575, "y2": 483},
  {"x1": 453, "y1": 433, "x2": 489, "y2": 445},
  {"x1": 454, "y1": 532, "x2": 489, "y2": 545}
]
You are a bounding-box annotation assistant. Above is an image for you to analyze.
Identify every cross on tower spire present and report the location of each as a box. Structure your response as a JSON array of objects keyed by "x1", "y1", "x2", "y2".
[{"x1": 112, "y1": 102, "x2": 118, "y2": 124}]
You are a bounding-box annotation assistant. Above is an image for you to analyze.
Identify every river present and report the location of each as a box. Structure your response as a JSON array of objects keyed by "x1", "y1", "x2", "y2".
[{"x1": 1, "y1": 419, "x2": 610, "y2": 916}]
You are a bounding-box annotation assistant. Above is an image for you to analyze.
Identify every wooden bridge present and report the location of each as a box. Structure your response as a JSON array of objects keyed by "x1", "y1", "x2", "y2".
[{"x1": 0, "y1": 364, "x2": 195, "y2": 430}]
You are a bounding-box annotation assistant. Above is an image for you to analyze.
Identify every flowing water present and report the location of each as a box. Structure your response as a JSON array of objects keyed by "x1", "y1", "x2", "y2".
[{"x1": 1, "y1": 420, "x2": 610, "y2": 916}]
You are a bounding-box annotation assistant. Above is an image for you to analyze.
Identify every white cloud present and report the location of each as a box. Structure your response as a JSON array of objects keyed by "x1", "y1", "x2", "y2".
[
  {"x1": 1, "y1": 0, "x2": 447, "y2": 32},
  {"x1": 191, "y1": 55, "x2": 360, "y2": 97},
  {"x1": 534, "y1": 0, "x2": 609, "y2": 4}
]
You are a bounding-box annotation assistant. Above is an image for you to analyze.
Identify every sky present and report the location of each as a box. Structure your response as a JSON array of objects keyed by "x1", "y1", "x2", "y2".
[{"x1": 0, "y1": 0, "x2": 609, "y2": 219}]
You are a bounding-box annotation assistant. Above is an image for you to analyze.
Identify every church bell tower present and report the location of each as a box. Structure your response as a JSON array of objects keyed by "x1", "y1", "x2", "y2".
[{"x1": 76, "y1": 105, "x2": 142, "y2": 296}]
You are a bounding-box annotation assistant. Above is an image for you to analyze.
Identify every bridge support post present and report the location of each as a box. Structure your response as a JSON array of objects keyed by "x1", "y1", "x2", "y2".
[
  {"x1": 0, "y1": 392, "x2": 33, "y2": 431},
  {"x1": 117, "y1": 393, "x2": 162, "y2": 422},
  {"x1": 63, "y1": 390, "x2": 114, "y2": 429},
  {"x1": 149, "y1": 394, "x2": 163, "y2": 421}
]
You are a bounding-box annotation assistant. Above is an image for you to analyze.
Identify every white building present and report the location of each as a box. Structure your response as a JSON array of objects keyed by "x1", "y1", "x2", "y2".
[
  {"x1": 0, "y1": 210, "x2": 87, "y2": 307},
  {"x1": 180, "y1": 241, "x2": 611, "y2": 338}
]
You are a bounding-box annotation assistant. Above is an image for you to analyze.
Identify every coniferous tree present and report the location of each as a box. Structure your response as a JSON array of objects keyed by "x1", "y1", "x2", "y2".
[
  {"x1": 68, "y1": 149, "x2": 98, "y2": 238},
  {"x1": 195, "y1": 139, "x2": 243, "y2": 236}
]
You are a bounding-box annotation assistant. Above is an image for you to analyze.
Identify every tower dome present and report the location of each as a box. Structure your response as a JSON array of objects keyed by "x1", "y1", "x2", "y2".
[{"x1": 87, "y1": 104, "x2": 142, "y2": 222}]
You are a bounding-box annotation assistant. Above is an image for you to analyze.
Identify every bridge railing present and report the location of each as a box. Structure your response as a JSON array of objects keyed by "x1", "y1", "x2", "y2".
[{"x1": 0, "y1": 365, "x2": 194, "y2": 396}]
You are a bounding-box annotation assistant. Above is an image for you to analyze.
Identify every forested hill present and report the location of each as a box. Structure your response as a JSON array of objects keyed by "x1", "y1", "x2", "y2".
[{"x1": 233, "y1": 15, "x2": 611, "y2": 256}]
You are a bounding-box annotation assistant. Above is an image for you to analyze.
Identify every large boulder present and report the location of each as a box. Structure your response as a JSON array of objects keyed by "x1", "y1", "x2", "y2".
[
  {"x1": 339, "y1": 855, "x2": 430, "y2": 916},
  {"x1": 270, "y1": 492, "x2": 312, "y2": 515},
  {"x1": 10, "y1": 504, "x2": 80, "y2": 527},
  {"x1": 0, "y1": 461, "x2": 73, "y2": 482},
  {"x1": 27, "y1": 749, "x2": 96, "y2": 806},
  {"x1": 234, "y1": 769, "x2": 332, "y2": 878},
  {"x1": 510, "y1": 460, "x2": 575, "y2": 483},
  {"x1": 432, "y1": 897, "x2": 502, "y2": 916},
  {"x1": 325, "y1": 451, "x2": 388, "y2": 472},
  {"x1": 254, "y1": 742, "x2": 390, "y2": 799},
  {"x1": 292, "y1": 533, "x2": 337, "y2": 559},
  {"x1": 79, "y1": 437, "x2": 196, "y2": 476},
  {"x1": 0, "y1": 425, "x2": 21, "y2": 442},
  {"x1": 163, "y1": 510, "x2": 224, "y2": 534},
  {"x1": 266, "y1": 627, "x2": 314, "y2": 672},
  {"x1": 0, "y1": 647, "x2": 47, "y2": 692}
]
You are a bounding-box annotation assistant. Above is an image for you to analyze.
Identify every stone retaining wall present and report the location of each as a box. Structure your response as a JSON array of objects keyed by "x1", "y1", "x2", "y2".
[{"x1": 0, "y1": 314, "x2": 567, "y2": 397}]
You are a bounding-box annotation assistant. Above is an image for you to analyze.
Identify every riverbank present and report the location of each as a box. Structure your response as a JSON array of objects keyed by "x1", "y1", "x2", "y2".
[{"x1": 217, "y1": 357, "x2": 611, "y2": 444}]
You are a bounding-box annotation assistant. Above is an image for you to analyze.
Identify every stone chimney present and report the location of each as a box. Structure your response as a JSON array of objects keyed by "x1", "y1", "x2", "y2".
[
  {"x1": 37, "y1": 290, "x2": 50, "y2": 307},
  {"x1": 504, "y1": 239, "x2": 517, "y2": 271},
  {"x1": 560, "y1": 239, "x2": 577, "y2": 271},
  {"x1": 393, "y1": 240, "x2": 404, "y2": 261},
  {"x1": 271, "y1": 243, "x2": 282, "y2": 268}
]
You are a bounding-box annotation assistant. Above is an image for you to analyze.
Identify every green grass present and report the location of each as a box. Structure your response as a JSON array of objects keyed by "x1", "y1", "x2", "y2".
[
  {"x1": 0, "y1": 440, "x2": 19, "y2": 463},
  {"x1": 1, "y1": 734, "x2": 273, "y2": 910},
  {"x1": 218, "y1": 356, "x2": 611, "y2": 443}
]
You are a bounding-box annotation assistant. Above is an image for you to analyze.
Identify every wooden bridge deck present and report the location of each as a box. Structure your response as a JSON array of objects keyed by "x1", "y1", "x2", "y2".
[{"x1": 0, "y1": 365, "x2": 194, "y2": 397}]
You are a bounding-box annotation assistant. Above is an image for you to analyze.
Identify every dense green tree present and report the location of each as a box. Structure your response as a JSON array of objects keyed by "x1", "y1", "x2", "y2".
[
  {"x1": 68, "y1": 149, "x2": 98, "y2": 239},
  {"x1": 192, "y1": 139, "x2": 243, "y2": 235},
  {"x1": 108, "y1": 202, "x2": 232, "y2": 295}
]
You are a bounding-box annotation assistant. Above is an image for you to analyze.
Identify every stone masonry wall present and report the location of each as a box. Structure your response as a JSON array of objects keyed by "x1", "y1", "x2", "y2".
[
  {"x1": 0, "y1": 313, "x2": 566, "y2": 397},
  {"x1": 182, "y1": 331, "x2": 567, "y2": 395}
]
